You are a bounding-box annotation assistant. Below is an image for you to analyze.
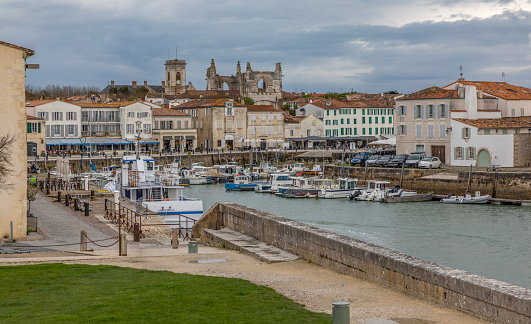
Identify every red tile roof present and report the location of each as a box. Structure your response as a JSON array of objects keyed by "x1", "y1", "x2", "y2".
[
  {"x1": 26, "y1": 115, "x2": 43, "y2": 120},
  {"x1": 0, "y1": 41, "x2": 34, "y2": 56},
  {"x1": 445, "y1": 81, "x2": 531, "y2": 100},
  {"x1": 306, "y1": 99, "x2": 392, "y2": 109},
  {"x1": 152, "y1": 108, "x2": 189, "y2": 117},
  {"x1": 284, "y1": 115, "x2": 305, "y2": 124},
  {"x1": 454, "y1": 116, "x2": 531, "y2": 128},
  {"x1": 246, "y1": 105, "x2": 278, "y2": 112}
]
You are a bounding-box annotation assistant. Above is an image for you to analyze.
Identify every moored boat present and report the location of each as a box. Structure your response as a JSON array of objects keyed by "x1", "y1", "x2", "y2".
[
  {"x1": 319, "y1": 178, "x2": 359, "y2": 199},
  {"x1": 225, "y1": 174, "x2": 258, "y2": 191},
  {"x1": 384, "y1": 192, "x2": 433, "y2": 203},
  {"x1": 440, "y1": 193, "x2": 491, "y2": 204}
]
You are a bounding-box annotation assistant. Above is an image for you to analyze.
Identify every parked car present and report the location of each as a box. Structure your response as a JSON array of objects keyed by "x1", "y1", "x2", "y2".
[
  {"x1": 386, "y1": 154, "x2": 409, "y2": 168},
  {"x1": 376, "y1": 155, "x2": 394, "y2": 167},
  {"x1": 404, "y1": 152, "x2": 427, "y2": 168},
  {"x1": 418, "y1": 157, "x2": 442, "y2": 169},
  {"x1": 364, "y1": 154, "x2": 381, "y2": 167},
  {"x1": 350, "y1": 152, "x2": 372, "y2": 167}
]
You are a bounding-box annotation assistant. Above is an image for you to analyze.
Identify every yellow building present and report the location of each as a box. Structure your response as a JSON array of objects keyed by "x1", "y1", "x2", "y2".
[
  {"x1": 152, "y1": 108, "x2": 197, "y2": 151},
  {"x1": 26, "y1": 115, "x2": 46, "y2": 156},
  {"x1": 0, "y1": 41, "x2": 34, "y2": 239}
]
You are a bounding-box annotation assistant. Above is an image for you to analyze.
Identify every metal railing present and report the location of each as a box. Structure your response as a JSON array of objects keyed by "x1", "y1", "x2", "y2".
[{"x1": 104, "y1": 199, "x2": 142, "y2": 235}]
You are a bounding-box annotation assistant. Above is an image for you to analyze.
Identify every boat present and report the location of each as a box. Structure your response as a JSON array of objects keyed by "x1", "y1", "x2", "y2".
[
  {"x1": 318, "y1": 178, "x2": 359, "y2": 199},
  {"x1": 224, "y1": 174, "x2": 258, "y2": 191},
  {"x1": 304, "y1": 164, "x2": 323, "y2": 176},
  {"x1": 180, "y1": 168, "x2": 209, "y2": 185},
  {"x1": 116, "y1": 155, "x2": 203, "y2": 225},
  {"x1": 276, "y1": 177, "x2": 325, "y2": 198},
  {"x1": 440, "y1": 193, "x2": 491, "y2": 204},
  {"x1": 255, "y1": 172, "x2": 293, "y2": 193},
  {"x1": 349, "y1": 180, "x2": 391, "y2": 201},
  {"x1": 384, "y1": 192, "x2": 433, "y2": 203}
]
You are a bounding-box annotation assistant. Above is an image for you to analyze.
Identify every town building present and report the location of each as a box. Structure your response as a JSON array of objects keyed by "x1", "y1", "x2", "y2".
[
  {"x1": 152, "y1": 108, "x2": 197, "y2": 152},
  {"x1": 394, "y1": 84, "x2": 500, "y2": 163},
  {"x1": 284, "y1": 114, "x2": 323, "y2": 149},
  {"x1": 26, "y1": 115, "x2": 45, "y2": 156},
  {"x1": 246, "y1": 105, "x2": 284, "y2": 149},
  {"x1": 0, "y1": 40, "x2": 34, "y2": 239}
]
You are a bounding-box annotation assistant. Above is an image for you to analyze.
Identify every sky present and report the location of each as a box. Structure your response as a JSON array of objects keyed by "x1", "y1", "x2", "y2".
[{"x1": 2, "y1": 0, "x2": 531, "y2": 94}]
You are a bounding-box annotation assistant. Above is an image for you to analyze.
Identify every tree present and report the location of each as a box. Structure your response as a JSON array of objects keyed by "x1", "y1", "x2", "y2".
[
  {"x1": 242, "y1": 97, "x2": 255, "y2": 105},
  {"x1": 0, "y1": 134, "x2": 16, "y2": 191}
]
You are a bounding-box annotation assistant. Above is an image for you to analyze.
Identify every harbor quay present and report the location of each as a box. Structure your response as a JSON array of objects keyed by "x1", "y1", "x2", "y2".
[{"x1": 194, "y1": 202, "x2": 531, "y2": 323}]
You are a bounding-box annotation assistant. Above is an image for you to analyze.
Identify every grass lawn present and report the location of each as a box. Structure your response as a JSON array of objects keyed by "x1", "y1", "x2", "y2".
[{"x1": 0, "y1": 263, "x2": 331, "y2": 323}]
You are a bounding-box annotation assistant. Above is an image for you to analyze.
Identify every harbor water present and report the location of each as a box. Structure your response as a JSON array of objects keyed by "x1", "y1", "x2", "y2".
[{"x1": 185, "y1": 183, "x2": 531, "y2": 290}]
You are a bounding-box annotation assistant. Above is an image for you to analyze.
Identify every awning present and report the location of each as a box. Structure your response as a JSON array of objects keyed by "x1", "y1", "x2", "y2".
[
  {"x1": 80, "y1": 138, "x2": 130, "y2": 145},
  {"x1": 163, "y1": 136, "x2": 172, "y2": 140},
  {"x1": 174, "y1": 136, "x2": 184, "y2": 140},
  {"x1": 131, "y1": 138, "x2": 159, "y2": 144},
  {"x1": 186, "y1": 135, "x2": 195, "y2": 140},
  {"x1": 46, "y1": 138, "x2": 83, "y2": 146}
]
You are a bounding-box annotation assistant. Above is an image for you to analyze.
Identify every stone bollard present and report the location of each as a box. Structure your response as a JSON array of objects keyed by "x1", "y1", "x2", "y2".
[
  {"x1": 171, "y1": 229, "x2": 179, "y2": 249},
  {"x1": 84, "y1": 202, "x2": 90, "y2": 217},
  {"x1": 332, "y1": 302, "x2": 350, "y2": 324},
  {"x1": 57, "y1": 191, "x2": 62, "y2": 203},
  {"x1": 90, "y1": 190, "x2": 95, "y2": 200},
  {"x1": 133, "y1": 223, "x2": 140, "y2": 242},
  {"x1": 73, "y1": 198, "x2": 79, "y2": 211},
  {"x1": 80, "y1": 230, "x2": 87, "y2": 251},
  {"x1": 65, "y1": 194, "x2": 70, "y2": 207}
]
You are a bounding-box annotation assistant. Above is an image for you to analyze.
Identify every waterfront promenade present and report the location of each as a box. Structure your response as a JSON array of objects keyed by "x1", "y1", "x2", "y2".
[{"x1": 0, "y1": 193, "x2": 487, "y2": 324}]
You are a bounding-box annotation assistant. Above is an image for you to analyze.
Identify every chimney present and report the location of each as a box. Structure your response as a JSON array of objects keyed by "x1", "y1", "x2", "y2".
[
  {"x1": 162, "y1": 81, "x2": 165, "y2": 87},
  {"x1": 111, "y1": 81, "x2": 115, "y2": 86},
  {"x1": 458, "y1": 87, "x2": 465, "y2": 98},
  {"x1": 144, "y1": 81, "x2": 148, "y2": 86},
  {"x1": 465, "y1": 85, "x2": 478, "y2": 120},
  {"x1": 478, "y1": 89, "x2": 483, "y2": 98},
  {"x1": 132, "y1": 81, "x2": 137, "y2": 88}
]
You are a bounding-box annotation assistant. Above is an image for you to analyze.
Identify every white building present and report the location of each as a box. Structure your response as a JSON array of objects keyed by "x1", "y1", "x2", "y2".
[
  {"x1": 284, "y1": 114, "x2": 323, "y2": 148},
  {"x1": 120, "y1": 101, "x2": 153, "y2": 140},
  {"x1": 26, "y1": 100, "x2": 82, "y2": 139}
]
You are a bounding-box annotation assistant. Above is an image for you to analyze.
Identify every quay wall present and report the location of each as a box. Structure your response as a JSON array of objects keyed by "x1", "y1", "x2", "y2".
[
  {"x1": 327, "y1": 166, "x2": 531, "y2": 200},
  {"x1": 193, "y1": 202, "x2": 531, "y2": 324}
]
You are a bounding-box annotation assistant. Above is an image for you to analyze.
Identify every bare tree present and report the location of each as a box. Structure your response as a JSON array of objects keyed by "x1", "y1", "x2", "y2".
[{"x1": 0, "y1": 134, "x2": 16, "y2": 191}]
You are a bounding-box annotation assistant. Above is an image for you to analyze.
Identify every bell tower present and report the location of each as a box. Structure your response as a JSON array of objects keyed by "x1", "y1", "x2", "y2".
[{"x1": 164, "y1": 57, "x2": 186, "y2": 95}]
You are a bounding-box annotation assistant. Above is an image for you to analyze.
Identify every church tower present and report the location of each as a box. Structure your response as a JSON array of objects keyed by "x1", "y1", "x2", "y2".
[{"x1": 164, "y1": 57, "x2": 186, "y2": 95}]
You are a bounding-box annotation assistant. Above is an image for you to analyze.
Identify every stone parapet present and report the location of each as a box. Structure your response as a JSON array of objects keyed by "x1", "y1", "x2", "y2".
[{"x1": 193, "y1": 202, "x2": 531, "y2": 323}]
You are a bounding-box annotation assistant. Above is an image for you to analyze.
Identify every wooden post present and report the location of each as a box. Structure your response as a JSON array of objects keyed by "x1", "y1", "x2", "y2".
[
  {"x1": 119, "y1": 234, "x2": 127, "y2": 256},
  {"x1": 172, "y1": 229, "x2": 179, "y2": 249},
  {"x1": 80, "y1": 230, "x2": 87, "y2": 251},
  {"x1": 133, "y1": 223, "x2": 140, "y2": 242}
]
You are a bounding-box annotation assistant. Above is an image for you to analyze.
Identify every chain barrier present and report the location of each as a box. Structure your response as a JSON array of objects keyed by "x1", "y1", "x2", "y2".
[{"x1": 2, "y1": 236, "x2": 119, "y2": 249}]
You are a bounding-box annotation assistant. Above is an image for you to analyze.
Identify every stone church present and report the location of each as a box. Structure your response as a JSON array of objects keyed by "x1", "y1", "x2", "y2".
[{"x1": 206, "y1": 60, "x2": 283, "y2": 109}]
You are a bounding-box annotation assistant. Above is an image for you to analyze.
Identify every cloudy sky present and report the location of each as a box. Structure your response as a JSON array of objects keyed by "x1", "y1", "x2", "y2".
[{"x1": 3, "y1": 0, "x2": 531, "y2": 94}]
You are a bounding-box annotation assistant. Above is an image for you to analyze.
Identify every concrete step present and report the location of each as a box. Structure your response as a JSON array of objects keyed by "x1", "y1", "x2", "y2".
[{"x1": 200, "y1": 227, "x2": 299, "y2": 264}]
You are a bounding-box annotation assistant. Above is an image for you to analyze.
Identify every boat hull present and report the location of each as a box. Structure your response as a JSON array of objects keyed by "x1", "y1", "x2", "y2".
[
  {"x1": 440, "y1": 195, "x2": 491, "y2": 204},
  {"x1": 319, "y1": 189, "x2": 354, "y2": 199},
  {"x1": 224, "y1": 182, "x2": 257, "y2": 191},
  {"x1": 384, "y1": 192, "x2": 433, "y2": 203},
  {"x1": 143, "y1": 200, "x2": 204, "y2": 228}
]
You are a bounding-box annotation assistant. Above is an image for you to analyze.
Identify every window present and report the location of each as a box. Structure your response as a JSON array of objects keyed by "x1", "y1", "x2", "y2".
[
  {"x1": 143, "y1": 124, "x2": 151, "y2": 134},
  {"x1": 468, "y1": 147, "x2": 476, "y2": 159},
  {"x1": 362, "y1": 117, "x2": 366, "y2": 124},
  {"x1": 503, "y1": 129, "x2": 508, "y2": 134},
  {"x1": 368, "y1": 117, "x2": 372, "y2": 124},
  {"x1": 455, "y1": 147, "x2": 464, "y2": 159},
  {"x1": 252, "y1": 126, "x2": 256, "y2": 135},
  {"x1": 217, "y1": 140, "x2": 222, "y2": 147},
  {"x1": 353, "y1": 118, "x2": 357, "y2": 124},
  {"x1": 511, "y1": 108, "x2": 516, "y2": 117},
  {"x1": 375, "y1": 117, "x2": 378, "y2": 124},
  {"x1": 416, "y1": 125, "x2": 422, "y2": 138},
  {"x1": 53, "y1": 125, "x2": 61, "y2": 136},
  {"x1": 184, "y1": 121, "x2": 188, "y2": 129},
  {"x1": 137, "y1": 112, "x2": 149, "y2": 118},
  {"x1": 341, "y1": 118, "x2": 344, "y2": 124},
  {"x1": 225, "y1": 107, "x2": 233, "y2": 116},
  {"x1": 262, "y1": 114, "x2": 266, "y2": 121},
  {"x1": 521, "y1": 108, "x2": 525, "y2": 116},
  {"x1": 428, "y1": 125, "x2": 434, "y2": 139},
  {"x1": 32, "y1": 123, "x2": 39, "y2": 133},
  {"x1": 126, "y1": 124, "x2": 134, "y2": 134},
  {"x1": 160, "y1": 121, "x2": 166, "y2": 129},
  {"x1": 262, "y1": 126, "x2": 266, "y2": 134},
  {"x1": 362, "y1": 128, "x2": 366, "y2": 135},
  {"x1": 269, "y1": 126, "x2": 273, "y2": 134},
  {"x1": 440, "y1": 104, "x2": 447, "y2": 118},
  {"x1": 52, "y1": 112, "x2": 62, "y2": 121},
  {"x1": 440, "y1": 125, "x2": 446, "y2": 138},
  {"x1": 127, "y1": 112, "x2": 134, "y2": 118},
  {"x1": 428, "y1": 105, "x2": 435, "y2": 118},
  {"x1": 251, "y1": 114, "x2": 255, "y2": 121},
  {"x1": 66, "y1": 112, "x2": 76, "y2": 120},
  {"x1": 484, "y1": 129, "x2": 490, "y2": 134},
  {"x1": 327, "y1": 110, "x2": 330, "y2": 116},
  {"x1": 269, "y1": 114, "x2": 274, "y2": 121},
  {"x1": 397, "y1": 105, "x2": 406, "y2": 115},
  {"x1": 290, "y1": 129, "x2": 293, "y2": 136},
  {"x1": 277, "y1": 114, "x2": 282, "y2": 121},
  {"x1": 463, "y1": 127, "x2": 470, "y2": 139},
  {"x1": 67, "y1": 125, "x2": 75, "y2": 136},
  {"x1": 516, "y1": 128, "x2": 520, "y2": 134},
  {"x1": 414, "y1": 105, "x2": 422, "y2": 119},
  {"x1": 381, "y1": 117, "x2": 384, "y2": 124},
  {"x1": 278, "y1": 125, "x2": 283, "y2": 135},
  {"x1": 177, "y1": 121, "x2": 182, "y2": 129},
  {"x1": 346, "y1": 119, "x2": 350, "y2": 124},
  {"x1": 416, "y1": 144, "x2": 424, "y2": 152}
]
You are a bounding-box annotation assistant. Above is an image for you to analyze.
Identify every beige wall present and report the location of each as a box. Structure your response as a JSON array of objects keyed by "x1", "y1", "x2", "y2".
[
  {"x1": 0, "y1": 45, "x2": 29, "y2": 238},
  {"x1": 153, "y1": 115, "x2": 197, "y2": 150},
  {"x1": 27, "y1": 119, "x2": 46, "y2": 155},
  {"x1": 247, "y1": 110, "x2": 284, "y2": 147},
  {"x1": 212, "y1": 106, "x2": 247, "y2": 149}
]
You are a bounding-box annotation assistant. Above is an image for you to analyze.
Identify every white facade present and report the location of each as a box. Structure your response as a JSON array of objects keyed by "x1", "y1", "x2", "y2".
[
  {"x1": 323, "y1": 107, "x2": 394, "y2": 137},
  {"x1": 27, "y1": 100, "x2": 82, "y2": 138},
  {"x1": 285, "y1": 114, "x2": 323, "y2": 139},
  {"x1": 450, "y1": 120, "x2": 514, "y2": 167},
  {"x1": 120, "y1": 102, "x2": 153, "y2": 140}
]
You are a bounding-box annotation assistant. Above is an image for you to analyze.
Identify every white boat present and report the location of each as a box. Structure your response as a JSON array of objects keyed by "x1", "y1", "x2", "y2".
[
  {"x1": 117, "y1": 155, "x2": 203, "y2": 226},
  {"x1": 181, "y1": 169, "x2": 208, "y2": 185},
  {"x1": 319, "y1": 178, "x2": 359, "y2": 199},
  {"x1": 225, "y1": 174, "x2": 258, "y2": 191},
  {"x1": 256, "y1": 173, "x2": 293, "y2": 193},
  {"x1": 440, "y1": 193, "x2": 491, "y2": 204},
  {"x1": 350, "y1": 180, "x2": 391, "y2": 201}
]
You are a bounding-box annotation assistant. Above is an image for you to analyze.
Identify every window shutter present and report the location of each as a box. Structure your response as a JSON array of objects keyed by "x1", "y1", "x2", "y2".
[
  {"x1": 420, "y1": 105, "x2": 425, "y2": 118},
  {"x1": 46, "y1": 125, "x2": 50, "y2": 137},
  {"x1": 38, "y1": 122, "x2": 41, "y2": 133},
  {"x1": 465, "y1": 147, "x2": 469, "y2": 160},
  {"x1": 413, "y1": 106, "x2": 417, "y2": 119},
  {"x1": 75, "y1": 125, "x2": 78, "y2": 137},
  {"x1": 74, "y1": 112, "x2": 77, "y2": 120},
  {"x1": 462, "y1": 128, "x2": 466, "y2": 139},
  {"x1": 27, "y1": 123, "x2": 32, "y2": 133},
  {"x1": 46, "y1": 112, "x2": 49, "y2": 121},
  {"x1": 454, "y1": 147, "x2": 457, "y2": 159},
  {"x1": 404, "y1": 106, "x2": 407, "y2": 116},
  {"x1": 60, "y1": 112, "x2": 63, "y2": 121},
  {"x1": 404, "y1": 125, "x2": 407, "y2": 135},
  {"x1": 60, "y1": 125, "x2": 64, "y2": 137},
  {"x1": 437, "y1": 105, "x2": 440, "y2": 118}
]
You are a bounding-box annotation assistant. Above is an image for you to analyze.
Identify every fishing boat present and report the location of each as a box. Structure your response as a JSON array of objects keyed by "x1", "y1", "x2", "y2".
[
  {"x1": 304, "y1": 164, "x2": 323, "y2": 176},
  {"x1": 255, "y1": 172, "x2": 292, "y2": 193},
  {"x1": 115, "y1": 155, "x2": 203, "y2": 224},
  {"x1": 318, "y1": 178, "x2": 359, "y2": 199},
  {"x1": 349, "y1": 180, "x2": 391, "y2": 201},
  {"x1": 276, "y1": 177, "x2": 324, "y2": 198},
  {"x1": 440, "y1": 192, "x2": 491, "y2": 204},
  {"x1": 224, "y1": 174, "x2": 258, "y2": 191}
]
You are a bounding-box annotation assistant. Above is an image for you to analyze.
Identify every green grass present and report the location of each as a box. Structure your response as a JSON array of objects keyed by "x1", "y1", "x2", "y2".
[{"x1": 0, "y1": 264, "x2": 331, "y2": 323}]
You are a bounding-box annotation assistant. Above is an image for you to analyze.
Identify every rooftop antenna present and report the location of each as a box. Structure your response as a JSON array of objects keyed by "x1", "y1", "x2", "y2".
[
  {"x1": 459, "y1": 65, "x2": 464, "y2": 81},
  {"x1": 502, "y1": 71, "x2": 506, "y2": 82}
]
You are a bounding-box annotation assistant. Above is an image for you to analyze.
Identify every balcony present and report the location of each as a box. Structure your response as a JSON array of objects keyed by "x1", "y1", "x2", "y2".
[{"x1": 82, "y1": 131, "x2": 121, "y2": 137}]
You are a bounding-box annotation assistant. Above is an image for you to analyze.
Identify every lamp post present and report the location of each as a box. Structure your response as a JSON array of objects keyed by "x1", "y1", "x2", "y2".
[{"x1": 135, "y1": 121, "x2": 142, "y2": 160}]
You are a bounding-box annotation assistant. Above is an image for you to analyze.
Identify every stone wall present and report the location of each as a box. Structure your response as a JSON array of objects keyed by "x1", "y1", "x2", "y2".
[
  {"x1": 514, "y1": 134, "x2": 531, "y2": 167},
  {"x1": 193, "y1": 202, "x2": 531, "y2": 323}
]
